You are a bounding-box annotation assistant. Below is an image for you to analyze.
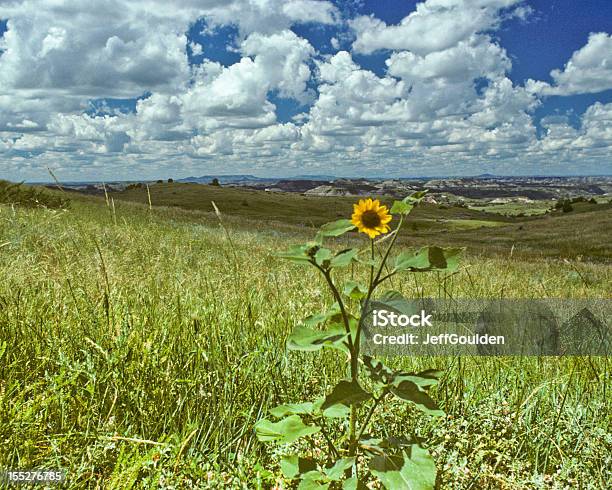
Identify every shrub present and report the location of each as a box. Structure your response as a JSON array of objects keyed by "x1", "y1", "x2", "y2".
[
  {"x1": 0, "y1": 180, "x2": 68, "y2": 209},
  {"x1": 554, "y1": 199, "x2": 574, "y2": 212}
]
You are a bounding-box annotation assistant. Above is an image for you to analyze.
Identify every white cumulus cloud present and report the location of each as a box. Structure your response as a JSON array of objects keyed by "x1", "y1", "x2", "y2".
[
  {"x1": 0, "y1": 0, "x2": 610, "y2": 180},
  {"x1": 527, "y1": 33, "x2": 612, "y2": 96},
  {"x1": 350, "y1": 0, "x2": 524, "y2": 55}
]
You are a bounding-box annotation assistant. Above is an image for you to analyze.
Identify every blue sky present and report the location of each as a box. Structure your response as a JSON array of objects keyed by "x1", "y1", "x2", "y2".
[
  {"x1": 497, "y1": 0, "x2": 612, "y2": 131},
  {"x1": 0, "y1": 0, "x2": 611, "y2": 180}
]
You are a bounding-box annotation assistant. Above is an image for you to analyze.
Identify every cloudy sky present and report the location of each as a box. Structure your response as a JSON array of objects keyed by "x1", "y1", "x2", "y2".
[{"x1": 0, "y1": 0, "x2": 611, "y2": 181}]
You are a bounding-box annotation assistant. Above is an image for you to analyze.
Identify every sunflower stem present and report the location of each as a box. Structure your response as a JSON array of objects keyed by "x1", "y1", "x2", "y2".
[
  {"x1": 372, "y1": 214, "x2": 404, "y2": 288},
  {"x1": 313, "y1": 262, "x2": 355, "y2": 354},
  {"x1": 369, "y1": 238, "x2": 375, "y2": 289},
  {"x1": 348, "y1": 212, "x2": 403, "y2": 458}
]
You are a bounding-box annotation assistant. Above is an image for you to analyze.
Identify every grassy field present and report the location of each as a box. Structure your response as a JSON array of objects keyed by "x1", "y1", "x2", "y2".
[
  {"x1": 110, "y1": 182, "x2": 612, "y2": 261},
  {"x1": 110, "y1": 182, "x2": 514, "y2": 227},
  {"x1": 468, "y1": 201, "x2": 554, "y2": 217},
  {"x1": 1, "y1": 187, "x2": 611, "y2": 488}
]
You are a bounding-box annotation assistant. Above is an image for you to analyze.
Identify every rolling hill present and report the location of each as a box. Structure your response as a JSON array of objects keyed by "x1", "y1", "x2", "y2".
[{"x1": 108, "y1": 182, "x2": 612, "y2": 261}]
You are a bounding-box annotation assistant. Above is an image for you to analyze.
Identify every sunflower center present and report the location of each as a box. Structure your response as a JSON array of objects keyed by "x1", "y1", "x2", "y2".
[{"x1": 361, "y1": 209, "x2": 382, "y2": 228}]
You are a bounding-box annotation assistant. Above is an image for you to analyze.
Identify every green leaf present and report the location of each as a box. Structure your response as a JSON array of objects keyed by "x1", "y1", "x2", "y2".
[
  {"x1": 342, "y1": 477, "x2": 369, "y2": 490},
  {"x1": 272, "y1": 398, "x2": 351, "y2": 420},
  {"x1": 436, "y1": 247, "x2": 462, "y2": 273},
  {"x1": 303, "y1": 312, "x2": 332, "y2": 327},
  {"x1": 331, "y1": 248, "x2": 359, "y2": 268},
  {"x1": 290, "y1": 315, "x2": 357, "y2": 354},
  {"x1": 370, "y1": 445, "x2": 437, "y2": 490},
  {"x1": 298, "y1": 471, "x2": 329, "y2": 490},
  {"x1": 313, "y1": 398, "x2": 351, "y2": 418},
  {"x1": 321, "y1": 380, "x2": 372, "y2": 411},
  {"x1": 314, "y1": 247, "x2": 333, "y2": 267},
  {"x1": 360, "y1": 436, "x2": 423, "y2": 455},
  {"x1": 281, "y1": 455, "x2": 318, "y2": 479},
  {"x1": 427, "y1": 247, "x2": 447, "y2": 269},
  {"x1": 254, "y1": 415, "x2": 320, "y2": 444},
  {"x1": 277, "y1": 243, "x2": 320, "y2": 263},
  {"x1": 393, "y1": 248, "x2": 432, "y2": 272},
  {"x1": 394, "y1": 370, "x2": 443, "y2": 390},
  {"x1": 362, "y1": 356, "x2": 443, "y2": 392},
  {"x1": 269, "y1": 402, "x2": 316, "y2": 418},
  {"x1": 363, "y1": 355, "x2": 395, "y2": 386},
  {"x1": 376, "y1": 291, "x2": 421, "y2": 317},
  {"x1": 390, "y1": 380, "x2": 444, "y2": 417},
  {"x1": 360, "y1": 437, "x2": 386, "y2": 455},
  {"x1": 323, "y1": 404, "x2": 351, "y2": 418},
  {"x1": 324, "y1": 457, "x2": 355, "y2": 481},
  {"x1": 415, "y1": 369, "x2": 444, "y2": 381},
  {"x1": 287, "y1": 325, "x2": 349, "y2": 352},
  {"x1": 355, "y1": 256, "x2": 377, "y2": 267},
  {"x1": 393, "y1": 246, "x2": 462, "y2": 273},
  {"x1": 390, "y1": 190, "x2": 429, "y2": 216},
  {"x1": 343, "y1": 281, "x2": 368, "y2": 300},
  {"x1": 407, "y1": 190, "x2": 429, "y2": 201},
  {"x1": 390, "y1": 201, "x2": 414, "y2": 216},
  {"x1": 302, "y1": 304, "x2": 342, "y2": 327},
  {"x1": 317, "y1": 219, "x2": 356, "y2": 239}
]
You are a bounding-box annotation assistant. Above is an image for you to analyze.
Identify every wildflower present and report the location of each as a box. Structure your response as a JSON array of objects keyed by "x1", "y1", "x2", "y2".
[{"x1": 351, "y1": 198, "x2": 392, "y2": 238}]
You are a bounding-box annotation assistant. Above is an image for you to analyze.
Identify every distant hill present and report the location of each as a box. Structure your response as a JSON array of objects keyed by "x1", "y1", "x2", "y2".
[
  {"x1": 177, "y1": 175, "x2": 275, "y2": 184},
  {"x1": 288, "y1": 174, "x2": 336, "y2": 180},
  {"x1": 177, "y1": 174, "x2": 336, "y2": 185}
]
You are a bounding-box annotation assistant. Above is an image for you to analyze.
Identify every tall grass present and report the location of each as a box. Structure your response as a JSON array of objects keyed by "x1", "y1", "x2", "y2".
[{"x1": 0, "y1": 199, "x2": 610, "y2": 488}]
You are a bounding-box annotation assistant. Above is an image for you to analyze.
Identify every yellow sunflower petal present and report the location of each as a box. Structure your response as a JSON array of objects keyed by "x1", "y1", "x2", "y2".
[{"x1": 350, "y1": 197, "x2": 393, "y2": 238}]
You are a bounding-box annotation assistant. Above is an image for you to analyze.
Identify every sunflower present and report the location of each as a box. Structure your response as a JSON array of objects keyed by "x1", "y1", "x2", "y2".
[{"x1": 351, "y1": 198, "x2": 392, "y2": 239}]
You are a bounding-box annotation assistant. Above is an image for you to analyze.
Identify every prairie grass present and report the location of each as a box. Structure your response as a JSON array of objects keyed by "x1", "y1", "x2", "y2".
[{"x1": 0, "y1": 198, "x2": 610, "y2": 488}]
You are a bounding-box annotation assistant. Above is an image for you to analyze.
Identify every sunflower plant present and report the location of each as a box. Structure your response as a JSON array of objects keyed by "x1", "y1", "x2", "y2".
[{"x1": 255, "y1": 191, "x2": 462, "y2": 489}]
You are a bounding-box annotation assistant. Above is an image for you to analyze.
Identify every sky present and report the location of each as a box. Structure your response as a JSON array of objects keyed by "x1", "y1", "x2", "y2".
[{"x1": 0, "y1": 0, "x2": 611, "y2": 181}]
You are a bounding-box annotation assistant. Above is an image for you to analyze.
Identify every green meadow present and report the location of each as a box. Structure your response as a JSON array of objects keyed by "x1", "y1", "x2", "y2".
[{"x1": 1, "y1": 184, "x2": 611, "y2": 488}]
